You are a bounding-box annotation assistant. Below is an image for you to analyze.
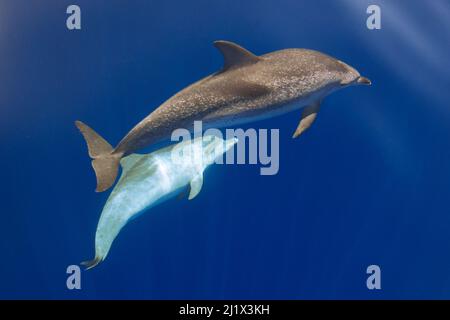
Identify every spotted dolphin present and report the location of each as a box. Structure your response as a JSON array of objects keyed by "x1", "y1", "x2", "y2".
[
  {"x1": 76, "y1": 40, "x2": 370, "y2": 192},
  {"x1": 82, "y1": 135, "x2": 238, "y2": 269}
]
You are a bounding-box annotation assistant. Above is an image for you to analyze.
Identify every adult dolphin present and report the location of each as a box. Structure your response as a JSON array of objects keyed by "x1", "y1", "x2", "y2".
[{"x1": 76, "y1": 40, "x2": 371, "y2": 192}]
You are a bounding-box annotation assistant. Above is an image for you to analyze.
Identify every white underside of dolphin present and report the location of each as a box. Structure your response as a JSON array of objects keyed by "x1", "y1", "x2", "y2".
[{"x1": 82, "y1": 135, "x2": 237, "y2": 269}]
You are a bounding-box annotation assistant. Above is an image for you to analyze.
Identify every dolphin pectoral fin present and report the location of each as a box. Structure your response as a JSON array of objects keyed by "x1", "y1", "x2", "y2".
[
  {"x1": 188, "y1": 174, "x2": 203, "y2": 200},
  {"x1": 214, "y1": 40, "x2": 260, "y2": 71},
  {"x1": 292, "y1": 101, "x2": 321, "y2": 138}
]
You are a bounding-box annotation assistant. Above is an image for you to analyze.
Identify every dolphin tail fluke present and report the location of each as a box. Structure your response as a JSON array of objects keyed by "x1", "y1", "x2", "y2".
[
  {"x1": 75, "y1": 120, "x2": 121, "y2": 192},
  {"x1": 81, "y1": 256, "x2": 102, "y2": 270}
]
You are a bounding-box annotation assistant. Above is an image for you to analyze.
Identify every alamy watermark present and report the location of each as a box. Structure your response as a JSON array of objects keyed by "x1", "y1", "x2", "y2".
[
  {"x1": 66, "y1": 5, "x2": 81, "y2": 30},
  {"x1": 366, "y1": 264, "x2": 381, "y2": 290},
  {"x1": 366, "y1": 4, "x2": 381, "y2": 30},
  {"x1": 171, "y1": 121, "x2": 280, "y2": 176},
  {"x1": 66, "y1": 265, "x2": 81, "y2": 290}
]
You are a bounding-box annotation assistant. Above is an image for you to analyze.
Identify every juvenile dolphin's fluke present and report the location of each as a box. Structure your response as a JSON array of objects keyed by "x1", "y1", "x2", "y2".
[
  {"x1": 80, "y1": 256, "x2": 102, "y2": 270},
  {"x1": 76, "y1": 41, "x2": 370, "y2": 192},
  {"x1": 82, "y1": 135, "x2": 237, "y2": 269}
]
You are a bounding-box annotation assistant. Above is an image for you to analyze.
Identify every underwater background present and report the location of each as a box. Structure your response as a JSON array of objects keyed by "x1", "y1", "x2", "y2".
[{"x1": 1, "y1": 0, "x2": 450, "y2": 299}]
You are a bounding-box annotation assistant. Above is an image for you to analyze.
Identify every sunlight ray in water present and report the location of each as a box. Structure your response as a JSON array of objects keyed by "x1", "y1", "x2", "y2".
[{"x1": 342, "y1": 0, "x2": 449, "y2": 109}]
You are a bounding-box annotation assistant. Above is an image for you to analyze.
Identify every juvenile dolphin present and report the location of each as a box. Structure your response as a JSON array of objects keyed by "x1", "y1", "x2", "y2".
[
  {"x1": 82, "y1": 135, "x2": 237, "y2": 269},
  {"x1": 76, "y1": 40, "x2": 370, "y2": 192}
]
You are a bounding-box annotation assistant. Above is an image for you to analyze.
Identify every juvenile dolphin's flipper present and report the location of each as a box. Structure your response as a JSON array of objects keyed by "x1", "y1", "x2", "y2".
[
  {"x1": 81, "y1": 256, "x2": 102, "y2": 270},
  {"x1": 75, "y1": 121, "x2": 121, "y2": 192},
  {"x1": 188, "y1": 174, "x2": 203, "y2": 200},
  {"x1": 293, "y1": 101, "x2": 321, "y2": 138}
]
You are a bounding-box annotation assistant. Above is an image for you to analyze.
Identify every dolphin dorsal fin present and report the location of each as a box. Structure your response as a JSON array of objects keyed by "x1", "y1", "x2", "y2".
[
  {"x1": 120, "y1": 154, "x2": 143, "y2": 172},
  {"x1": 214, "y1": 41, "x2": 260, "y2": 71}
]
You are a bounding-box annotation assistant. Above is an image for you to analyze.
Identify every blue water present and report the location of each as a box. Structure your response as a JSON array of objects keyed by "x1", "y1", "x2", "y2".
[{"x1": 1, "y1": 0, "x2": 450, "y2": 299}]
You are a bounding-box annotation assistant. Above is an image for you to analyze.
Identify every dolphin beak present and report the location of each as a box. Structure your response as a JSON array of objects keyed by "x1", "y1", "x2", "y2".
[{"x1": 357, "y1": 76, "x2": 371, "y2": 85}]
